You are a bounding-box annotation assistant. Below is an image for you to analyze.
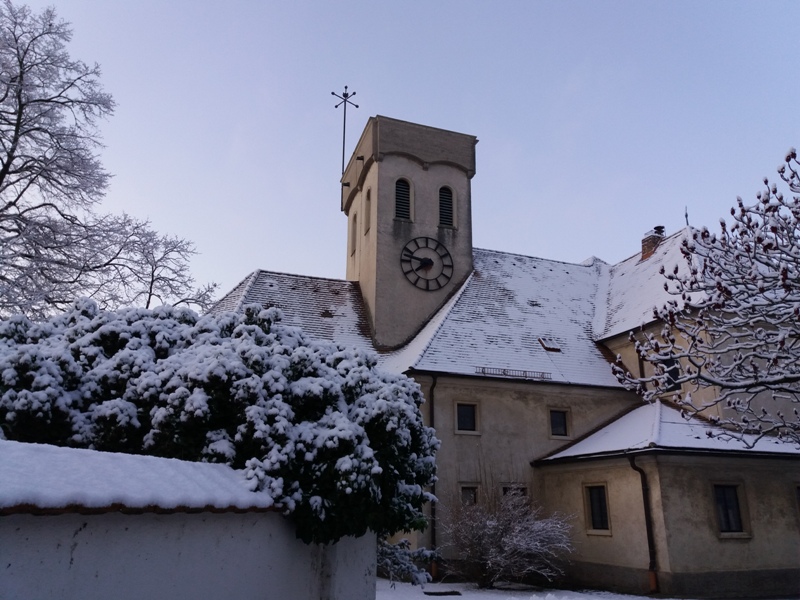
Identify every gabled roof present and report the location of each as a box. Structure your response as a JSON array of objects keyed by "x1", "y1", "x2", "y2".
[
  {"x1": 541, "y1": 401, "x2": 800, "y2": 462},
  {"x1": 0, "y1": 440, "x2": 275, "y2": 514}
]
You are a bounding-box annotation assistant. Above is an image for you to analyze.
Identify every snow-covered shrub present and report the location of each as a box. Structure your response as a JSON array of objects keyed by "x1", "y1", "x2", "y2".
[
  {"x1": 443, "y1": 491, "x2": 573, "y2": 588},
  {"x1": 377, "y1": 537, "x2": 437, "y2": 586},
  {"x1": 0, "y1": 300, "x2": 439, "y2": 544}
]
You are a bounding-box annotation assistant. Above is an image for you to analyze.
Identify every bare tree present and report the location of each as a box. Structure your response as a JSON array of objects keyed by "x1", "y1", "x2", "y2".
[
  {"x1": 443, "y1": 490, "x2": 573, "y2": 588},
  {"x1": 0, "y1": 0, "x2": 214, "y2": 317},
  {"x1": 614, "y1": 148, "x2": 800, "y2": 447}
]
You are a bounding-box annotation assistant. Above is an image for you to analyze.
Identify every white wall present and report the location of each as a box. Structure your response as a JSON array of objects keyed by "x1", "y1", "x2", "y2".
[{"x1": 0, "y1": 511, "x2": 376, "y2": 600}]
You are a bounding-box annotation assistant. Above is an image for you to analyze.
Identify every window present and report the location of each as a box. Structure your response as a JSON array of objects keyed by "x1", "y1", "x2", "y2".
[
  {"x1": 502, "y1": 484, "x2": 527, "y2": 497},
  {"x1": 363, "y1": 189, "x2": 371, "y2": 234},
  {"x1": 550, "y1": 409, "x2": 569, "y2": 437},
  {"x1": 662, "y1": 356, "x2": 680, "y2": 392},
  {"x1": 395, "y1": 179, "x2": 411, "y2": 220},
  {"x1": 439, "y1": 186, "x2": 454, "y2": 227},
  {"x1": 460, "y1": 486, "x2": 478, "y2": 506},
  {"x1": 349, "y1": 213, "x2": 357, "y2": 256},
  {"x1": 585, "y1": 484, "x2": 610, "y2": 532},
  {"x1": 714, "y1": 484, "x2": 744, "y2": 533},
  {"x1": 456, "y1": 402, "x2": 477, "y2": 432}
]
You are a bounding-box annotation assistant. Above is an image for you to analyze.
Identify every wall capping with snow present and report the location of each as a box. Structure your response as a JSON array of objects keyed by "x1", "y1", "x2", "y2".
[{"x1": 0, "y1": 440, "x2": 376, "y2": 600}]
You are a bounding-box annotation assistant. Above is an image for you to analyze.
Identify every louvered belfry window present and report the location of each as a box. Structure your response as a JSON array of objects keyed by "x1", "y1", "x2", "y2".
[
  {"x1": 439, "y1": 186, "x2": 453, "y2": 227},
  {"x1": 395, "y1": 179, "x2": 411, "y2": 220}
]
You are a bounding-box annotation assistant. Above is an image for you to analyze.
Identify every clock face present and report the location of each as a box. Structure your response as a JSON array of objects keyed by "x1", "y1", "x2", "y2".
[{"x1": 400, "y1": 237, "x2": 454, "y2": 291}]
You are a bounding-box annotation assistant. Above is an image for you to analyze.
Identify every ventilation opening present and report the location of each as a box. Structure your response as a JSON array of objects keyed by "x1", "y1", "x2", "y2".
[
  {"x1": 439, "y1": 186, "x2": 453, "y2": 227},
  {"x1": 395, "y1": 179, "x2": 411, "y2": 220}
]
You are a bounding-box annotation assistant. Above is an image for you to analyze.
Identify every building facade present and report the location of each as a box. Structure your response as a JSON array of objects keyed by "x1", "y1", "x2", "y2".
[{"x1": 212, "y1": 116, "x2": 800, "y2": 597}]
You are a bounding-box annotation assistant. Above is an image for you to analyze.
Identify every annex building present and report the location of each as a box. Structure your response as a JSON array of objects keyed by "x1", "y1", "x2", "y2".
[{"x1": 212, "y1": 116, "x2": 800, "y2": 597}]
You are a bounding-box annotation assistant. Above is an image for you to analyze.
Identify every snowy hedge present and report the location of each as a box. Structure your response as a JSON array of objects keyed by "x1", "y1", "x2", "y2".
[{"x1": 0, "y1": 299, "x2": 439, "y2": 544}]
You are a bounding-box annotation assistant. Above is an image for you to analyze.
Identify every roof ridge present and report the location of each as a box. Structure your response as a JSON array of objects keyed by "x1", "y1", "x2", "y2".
[
  {"x1": 237, "y1": 269, "x2": 264, "y2": 310},
  {"x1": 473, "y1": 247, "x2": 596, "y2": 269},
  {"x1": 247, "y1": 269, "x2": 350, "y2": 285}
]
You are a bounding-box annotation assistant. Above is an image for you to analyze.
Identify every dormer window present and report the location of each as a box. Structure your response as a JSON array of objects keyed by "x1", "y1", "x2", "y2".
[
  {"x1": 439, "y1": 186, "x2": 454, "y2": 227},
  {"x1": 395, "y1": 179, "x2": 411, "y2": 220}
]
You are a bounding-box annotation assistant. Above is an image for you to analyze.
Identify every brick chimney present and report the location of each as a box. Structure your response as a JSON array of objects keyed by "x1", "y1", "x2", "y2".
[{"x1": 641, "y1": 225, "x2": 665, "y2": 261}]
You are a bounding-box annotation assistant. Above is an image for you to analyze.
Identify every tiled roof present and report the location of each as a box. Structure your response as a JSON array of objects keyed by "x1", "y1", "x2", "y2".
[
  {"x1": 209, "y1": 270, "x2": 373, "y2": 350},
  {"x1": 386, "y1": 249, "x2": 620, "y2": 387},
  {"x1": 210, "y1": 234, "x2": 688, "y2": 387},
  {"x1": 542, "y1": 401, "x2": 800, "y2": 460}
]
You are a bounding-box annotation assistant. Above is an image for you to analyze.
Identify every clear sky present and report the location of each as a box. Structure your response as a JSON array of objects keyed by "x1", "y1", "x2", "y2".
[{"x1": 24, "y1": 0, "x2": 800, "y2": 297}]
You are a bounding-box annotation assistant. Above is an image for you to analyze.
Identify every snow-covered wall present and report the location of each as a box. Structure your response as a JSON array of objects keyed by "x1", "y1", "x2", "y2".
[{"x1": 0, "y1": 511, "x2": 376, "y2": 600}]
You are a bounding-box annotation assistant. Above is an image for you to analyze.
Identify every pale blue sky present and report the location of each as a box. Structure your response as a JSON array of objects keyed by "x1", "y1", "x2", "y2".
[{"x1": 25, "y1": 0, "x2": 800, "y2": 295}]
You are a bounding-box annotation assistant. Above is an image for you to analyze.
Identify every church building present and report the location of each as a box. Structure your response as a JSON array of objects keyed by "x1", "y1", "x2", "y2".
[{"x1": 212, "y1": 116, "x2": 800, "y2": 598}]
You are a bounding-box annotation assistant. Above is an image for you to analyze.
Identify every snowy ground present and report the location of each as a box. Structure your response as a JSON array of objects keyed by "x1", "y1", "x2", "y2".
[
  {"x1": 377, "y1": 580, "x2": 799, "y2": 600},
  {"x1": 377, "y1": 579, "x2": 674, "y2": 600}
]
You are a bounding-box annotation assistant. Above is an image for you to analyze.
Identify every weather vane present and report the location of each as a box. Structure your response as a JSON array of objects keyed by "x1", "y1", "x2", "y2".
[{"x1": 332, "y1": 85, "x2": 358, "y2": 174}]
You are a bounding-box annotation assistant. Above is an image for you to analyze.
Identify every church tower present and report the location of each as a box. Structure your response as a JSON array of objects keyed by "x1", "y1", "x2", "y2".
[{"x1": 341, "y1": 116, "x2": 477, "y2": 349}]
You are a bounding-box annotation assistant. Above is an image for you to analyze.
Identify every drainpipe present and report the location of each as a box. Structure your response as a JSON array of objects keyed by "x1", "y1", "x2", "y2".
[
  {"x1": 428, "y1": 375, "x2": 438, "y2": 578},
  {"x1": 628, "y1": 454, "x2": 659, "y2": 594}
]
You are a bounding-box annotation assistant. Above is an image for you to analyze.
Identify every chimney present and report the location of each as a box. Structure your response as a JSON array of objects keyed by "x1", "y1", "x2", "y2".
[{"x1": 641, "y1": 225, "x2": 665, "y2": 261}]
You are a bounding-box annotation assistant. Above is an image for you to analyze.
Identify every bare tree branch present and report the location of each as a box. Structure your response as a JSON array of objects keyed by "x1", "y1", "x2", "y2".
[
  {"x1": 0, "y1": 1, "x2": 215, "y2": 318},
  {"x1": 614, "y1": 148, "x2": 800, "y2": 447}
]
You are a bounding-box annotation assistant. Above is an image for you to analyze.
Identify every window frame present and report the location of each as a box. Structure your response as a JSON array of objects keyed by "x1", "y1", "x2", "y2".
[
  {"x1": 460, "y1": 484, "x2": 479, "y2": 506},
  {"x1": 583, "y1": 483, "x2": 612, "y2": 535},
  {"x1": 548, "y1": 408, "x2": 571, "y2": 439},
  {"x1": 455, "y1": 401, "x2": 480, "y2": 435},
  {"x1": 661, "y1": 355, "x2": 681, "y2": 392},
  {"x1": 712, "y1": 483, "x2": 751, "y2": 539},
  {"x1": 501, "y1": 483, "x2": 528, "y2": 497}
]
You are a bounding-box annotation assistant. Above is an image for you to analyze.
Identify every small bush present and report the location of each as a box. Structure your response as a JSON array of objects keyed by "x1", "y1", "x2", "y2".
[{"x1": 443, "y1": 491, "x2": 573, "y2": 588}]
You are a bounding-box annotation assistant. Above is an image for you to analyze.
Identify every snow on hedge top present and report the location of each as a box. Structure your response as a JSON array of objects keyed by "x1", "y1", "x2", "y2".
[
  {"x1": 544, "y1": 401, "x2": 800, "y2": 461},
  {"x1": 0, "y1": 439, "x2": 275, "y2": 512}
]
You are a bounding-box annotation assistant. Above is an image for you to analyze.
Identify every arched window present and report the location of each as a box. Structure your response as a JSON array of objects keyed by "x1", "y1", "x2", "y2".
[
  {"x1": 395, "y1": 179, "x2": 411, "y2": 220},
  {"x1": 439, "y1": 186, "x2": 454, "y2": 227}
]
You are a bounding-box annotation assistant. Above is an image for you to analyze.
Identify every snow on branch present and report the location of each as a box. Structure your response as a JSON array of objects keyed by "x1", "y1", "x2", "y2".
[{"x1": 614, "y1": 148, "x2": 800, "y2": 448}]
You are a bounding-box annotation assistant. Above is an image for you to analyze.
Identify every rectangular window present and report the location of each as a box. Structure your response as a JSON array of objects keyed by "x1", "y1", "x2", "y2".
[
  {"x1": 662, "y1": 356, "x2": 681, "y2": 392},
  {"x1": 502, "y1": 484, "x2": 527, "y2": 497},
  {"x1": 550, "y1": 409, "x2": 569, "y2": 437},
  {"x1": 585, "y1": 485, "x2": 610, "y2": 532},
  {"x1": 460, "y1": 486, "x2": 478, "y2": 506},
  {"x1": 714, "y1": 484, "x2": 744, "y2": 533},
  {"x1": 456, "y1": 403, "x2": 477, "y2": 432}
]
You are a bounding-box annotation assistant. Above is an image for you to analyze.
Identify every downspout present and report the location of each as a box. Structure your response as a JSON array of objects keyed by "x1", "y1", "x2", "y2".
[
  {"x1": 627, "y1": 454, "x2": 659, "y2": 594},
  {"x1": 428, "y1": 375, "x2": 438, "y2": 578}
]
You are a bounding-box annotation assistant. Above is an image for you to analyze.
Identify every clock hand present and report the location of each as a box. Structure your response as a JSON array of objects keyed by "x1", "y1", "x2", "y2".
[{"x1": 414, "y1": 258, "x2": 435, "y2": 272}]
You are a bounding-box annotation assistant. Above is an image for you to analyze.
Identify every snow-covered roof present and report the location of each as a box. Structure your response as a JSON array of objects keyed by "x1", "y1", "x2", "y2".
[
  {"x1": 0, "y1": 440, "x2": 275, "y2": 513},
  {"x1": 386, "y1": 249, "x2": 620, "y2": 386},
  {"x1": 210, "y1": 270, "x2": 373, "y2": 350},
  {"x1": 211, "y1": 233, "x2": 688, "y2": 387},
  {"x1": 542, "y1": 401, "x2": 800, "y2": 461},
  {"x1": 597, "y1": 228, "x2": 689, "y2": 340}
]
